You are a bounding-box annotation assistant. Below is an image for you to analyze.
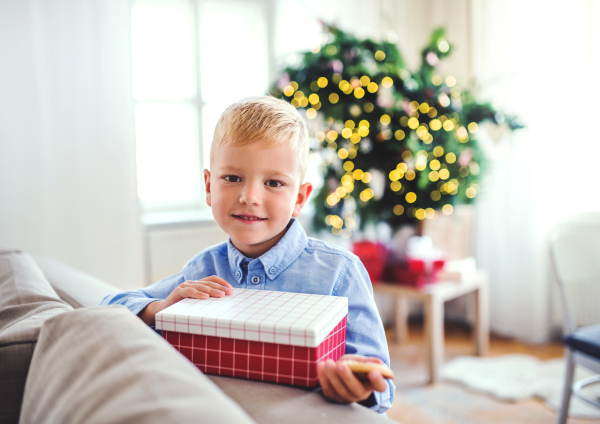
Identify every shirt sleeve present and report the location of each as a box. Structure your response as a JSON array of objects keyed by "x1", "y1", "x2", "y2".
[
  {"x1": 332, "y1": 255, "x2": 395, "y2": 414},
  {"x1": 99, "y1": 271, "x2": 185, "y2": 317}
]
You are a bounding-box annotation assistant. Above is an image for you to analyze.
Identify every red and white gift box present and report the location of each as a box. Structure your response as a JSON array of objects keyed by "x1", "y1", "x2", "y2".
[{"x1": 156, "y1": 288, "x2": 348, "y2": 388}]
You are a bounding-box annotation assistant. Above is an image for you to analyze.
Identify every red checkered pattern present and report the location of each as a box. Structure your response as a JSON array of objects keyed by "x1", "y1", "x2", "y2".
[
  {"x1": 162, "y1": 316, "x2": 346, "y2": 387},
  {"x1": 156, "y1": 289, "x2": 348, "y2": 387}
]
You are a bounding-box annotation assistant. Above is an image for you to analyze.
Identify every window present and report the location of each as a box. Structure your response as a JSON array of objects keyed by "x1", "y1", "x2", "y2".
[{"x1": 132, "y1": 0, "x2": 270, "y2": 214}]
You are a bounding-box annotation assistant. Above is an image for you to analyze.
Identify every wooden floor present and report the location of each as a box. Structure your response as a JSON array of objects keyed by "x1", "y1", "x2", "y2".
[{"x1": 385, "y1": 320, "x2": 599, "y2": 424}]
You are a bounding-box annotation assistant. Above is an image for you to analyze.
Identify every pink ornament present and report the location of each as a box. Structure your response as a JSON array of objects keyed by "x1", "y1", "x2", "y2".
[
  {"x1": 277, "y1": 73, "x2": 290, "y2": 90},
  {"x1": 377, "y1": 94, "x2": 394, "y2": 108},
  {"x1": 426, "y1": 52, "x2": 439, "y2": 66},
  {"x1": 330, "y1": 60, "x2": 343, "y2": 74},
  {"x1": 402, "y1": 99, "x2": 411, "y2": 115},
  {"x1": 458, "y1": 148, "x2": 473, "y2": 167}
]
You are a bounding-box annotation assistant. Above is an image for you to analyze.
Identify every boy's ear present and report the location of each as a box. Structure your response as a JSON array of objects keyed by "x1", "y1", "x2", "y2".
[
  {"x1": 292, "y1": 182, "x2": 313, "y2": 217},
  {"x1": 203, "y1": 169, "x2": 212, "y2": 207}
]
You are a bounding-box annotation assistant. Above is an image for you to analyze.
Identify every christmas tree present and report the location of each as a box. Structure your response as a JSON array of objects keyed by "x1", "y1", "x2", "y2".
[{"x1": 270, "y1": 25, "x2": 521, "y2": 238}]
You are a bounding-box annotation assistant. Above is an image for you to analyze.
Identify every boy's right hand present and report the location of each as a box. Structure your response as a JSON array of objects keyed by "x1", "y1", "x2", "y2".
[{"x1": 139, "y1": 276, "x2": 233, "y2": 326}]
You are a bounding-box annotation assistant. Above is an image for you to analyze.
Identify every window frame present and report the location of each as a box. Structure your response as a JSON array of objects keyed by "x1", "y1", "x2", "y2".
[{"x1": 132, "y1": 0, "x2": 274, "y2": 218}]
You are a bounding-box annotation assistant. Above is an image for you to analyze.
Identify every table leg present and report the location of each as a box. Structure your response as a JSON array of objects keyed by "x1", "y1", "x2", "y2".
[
  {"x1": 424, "y1": 295, "x2": 444, "y2": 384},
  {"x1": 474, "y1": 280, "x2": 489, "y2": 356},
  {"x1": 394, "y1": 295, "x2": 409, "y2": 344}
]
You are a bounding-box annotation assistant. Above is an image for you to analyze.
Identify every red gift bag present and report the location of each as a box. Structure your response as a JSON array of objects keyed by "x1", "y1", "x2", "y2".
[{"x1": 352, "y1": 241, "x2": 389, "y2": 282}]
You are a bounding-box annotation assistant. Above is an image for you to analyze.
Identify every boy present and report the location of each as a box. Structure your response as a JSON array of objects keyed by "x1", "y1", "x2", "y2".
[{"x1": 101, "y1": 96, "x2": 394, "y2": 413}]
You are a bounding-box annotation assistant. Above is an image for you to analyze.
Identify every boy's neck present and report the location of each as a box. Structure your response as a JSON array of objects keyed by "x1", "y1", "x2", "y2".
[{"x1": 231, "y1": 220, "x2": 293, "y2": 259}]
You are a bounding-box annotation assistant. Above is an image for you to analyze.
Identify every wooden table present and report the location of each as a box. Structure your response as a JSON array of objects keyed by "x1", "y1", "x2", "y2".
[{"x1": 373, "y1": 271, "x2": 489, "y2": 384}]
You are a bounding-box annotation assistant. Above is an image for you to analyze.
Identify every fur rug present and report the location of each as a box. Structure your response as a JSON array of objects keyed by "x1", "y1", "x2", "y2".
[{"x1": 442, "y1": 354, "x2": 600, "y2": 419}]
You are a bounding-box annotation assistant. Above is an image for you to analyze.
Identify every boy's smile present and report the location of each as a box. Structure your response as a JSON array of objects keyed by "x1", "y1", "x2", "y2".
[{"x1": 204, "y1": 140, "x2": 312, "y2": 259}]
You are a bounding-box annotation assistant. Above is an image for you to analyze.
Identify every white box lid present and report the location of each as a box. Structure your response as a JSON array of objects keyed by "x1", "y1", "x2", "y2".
[{"x1": 155, "y1": 288, "x2": 348, "y2": 347}]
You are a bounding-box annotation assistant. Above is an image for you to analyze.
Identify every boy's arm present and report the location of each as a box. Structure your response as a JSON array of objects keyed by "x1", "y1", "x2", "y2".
[
  {"x1": 100, "y1": 272, "x2": 185, "y2": 318},
  {"x1": 100, "y1": 272, "x2": 233, "y2": 326},
  {"x1": 332, "y1": 256, "x2": 396, "y2": 414}
]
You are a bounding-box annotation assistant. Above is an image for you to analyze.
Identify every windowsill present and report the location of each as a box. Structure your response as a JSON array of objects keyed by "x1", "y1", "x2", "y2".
[{"x1": 142, "y1": 209, "x2": 215, "y2": 230}]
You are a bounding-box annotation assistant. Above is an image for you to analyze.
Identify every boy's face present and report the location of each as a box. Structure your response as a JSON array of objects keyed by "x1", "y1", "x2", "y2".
[{"x1": 204, "y1": 140, "x2": 312, "y2": 259}]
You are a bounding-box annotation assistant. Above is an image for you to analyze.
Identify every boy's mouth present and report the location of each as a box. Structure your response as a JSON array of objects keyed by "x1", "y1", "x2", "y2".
[{"x1": 232, "y1": 214, "x2": 267, "y2": 222}]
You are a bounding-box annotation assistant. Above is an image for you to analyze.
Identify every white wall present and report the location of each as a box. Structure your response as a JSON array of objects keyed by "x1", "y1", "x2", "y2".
[{"x1": 0, "y1": 1, "x2": 145, "y2": 289}]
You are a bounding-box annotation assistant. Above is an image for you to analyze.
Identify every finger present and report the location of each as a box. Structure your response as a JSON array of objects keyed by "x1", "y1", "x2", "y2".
[
  {"x1": 193, "y1": 284, "x2": 228, "y2": 297},
  {"x1": 175, "y1": 287, "x2": 209, "y2": 300},
  {"x1": 318, "y1": 362, "x2": 337, "y2": 401},
  {"x1": 321, "y1": 360, "x2": 346, "y2": 403},
  {"x1": 186, "y1": 281, "x2": 231, "y2": 292},
  {"x1": 340, "y1": 354, "x2": 383, "y2": 364},
  {"x1": 196, "y1": 276, "x2": 234, "y2": 290},
  {"x1": 336, "y1": 362, "x2": 371, "y2": 400},
  {"x1": 325, "y1": 360, "x2": 356, "y2": 403},
  {"x1": 368, "y1": 370, "x2": 388, "y2": 393}
]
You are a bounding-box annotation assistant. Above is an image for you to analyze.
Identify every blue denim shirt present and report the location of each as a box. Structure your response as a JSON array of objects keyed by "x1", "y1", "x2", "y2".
[{"x1": 101, "y1": 218, "x2": 394, "y2": 413}]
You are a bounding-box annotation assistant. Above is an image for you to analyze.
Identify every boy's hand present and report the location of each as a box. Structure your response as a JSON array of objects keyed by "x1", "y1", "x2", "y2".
[
  {"x1": 163, "y1": 276, "x2": 234, "y2": 305},
  {"x1": 317, "y1": 354, "x2": 388, "y2": 404},
  {"x1": 139, "y1": 276, "x2": 233, "y2": 325}
]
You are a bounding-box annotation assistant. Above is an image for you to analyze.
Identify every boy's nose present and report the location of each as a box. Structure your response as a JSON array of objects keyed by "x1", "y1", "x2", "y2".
[{"x1": 239, "y1": 183, "x2": 261, "y2": 205}]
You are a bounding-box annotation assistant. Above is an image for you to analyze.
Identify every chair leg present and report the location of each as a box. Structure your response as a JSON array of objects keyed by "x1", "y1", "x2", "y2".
[{"x1": 557, "y1": 348, "x2": 576, "y2": 424}]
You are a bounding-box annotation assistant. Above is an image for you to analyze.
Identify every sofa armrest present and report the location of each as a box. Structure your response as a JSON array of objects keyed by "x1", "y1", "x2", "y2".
[{"x1": 20, "y1": 306, "x2": 256, "y2": 424}]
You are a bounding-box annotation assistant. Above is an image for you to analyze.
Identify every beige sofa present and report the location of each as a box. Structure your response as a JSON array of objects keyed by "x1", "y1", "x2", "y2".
[{"x1": 0, "y1": 249, "x2": 390, "y2": 424}]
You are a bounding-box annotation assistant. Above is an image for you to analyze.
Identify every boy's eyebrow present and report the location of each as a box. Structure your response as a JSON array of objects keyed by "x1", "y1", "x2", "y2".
[{"x1": 217, "y1": 166, "x2": 294, "y2": 178}]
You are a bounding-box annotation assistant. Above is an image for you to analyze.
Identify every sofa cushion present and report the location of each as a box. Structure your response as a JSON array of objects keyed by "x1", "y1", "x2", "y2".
[
  {"x1": 19, "y1": 306, "x2": 256, "y2": 424},
  {"x1": 33, "y1": 255, "x2": 119, "y2": 309},
  {"x1": 0, "y1": 249, "x2": 73, "y2": 424}
]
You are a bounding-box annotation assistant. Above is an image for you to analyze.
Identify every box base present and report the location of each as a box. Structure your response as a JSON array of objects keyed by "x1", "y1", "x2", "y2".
[{"x1": 163, "y1": 316, "x2": 346, "y2": 388}]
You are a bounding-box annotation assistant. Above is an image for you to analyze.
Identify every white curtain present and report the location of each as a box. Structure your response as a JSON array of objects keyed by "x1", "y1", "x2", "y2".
[
  {"x1": 274, "y1": 0, "x2": 600, "y2": 342},
  {"x1": 0, "y1": 0, "x2": 144, "y2": 289},
  {"x1": 471, "y1": 0, "x2": 600, "y2": 341}
]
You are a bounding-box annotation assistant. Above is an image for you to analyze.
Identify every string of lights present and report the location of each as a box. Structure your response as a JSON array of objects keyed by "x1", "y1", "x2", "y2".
[{"x1": 270, "y1": 25, "x2": 522, "y2": 238}]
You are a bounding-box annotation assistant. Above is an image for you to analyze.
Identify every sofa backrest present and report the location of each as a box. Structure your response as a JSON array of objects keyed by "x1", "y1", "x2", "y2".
[{"x1": 32, "y1": 255, "x2": 120, "y2": 309}]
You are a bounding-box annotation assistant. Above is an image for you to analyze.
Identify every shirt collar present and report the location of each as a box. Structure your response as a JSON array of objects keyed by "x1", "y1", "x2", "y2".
[{"x1": 227, "y1": 218, "x2": 308, "y2": 282}]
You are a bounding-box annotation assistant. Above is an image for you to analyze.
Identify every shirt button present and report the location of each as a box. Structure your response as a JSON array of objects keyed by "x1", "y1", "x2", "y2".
[
  {"x1": 236, "y1": 271, "x2": 241, "y2": 278},
  {"x1": 269, "y1": 267, "x2": 276, "y2": 274},
  {"x1": 251, "y1": 276, "x2": 260, "y2": 285}
]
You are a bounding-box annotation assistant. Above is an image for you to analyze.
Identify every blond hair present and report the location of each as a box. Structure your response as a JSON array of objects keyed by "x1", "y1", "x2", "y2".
[{"x1": 210, "y1": 96, "x2": 310, "y2": 179}]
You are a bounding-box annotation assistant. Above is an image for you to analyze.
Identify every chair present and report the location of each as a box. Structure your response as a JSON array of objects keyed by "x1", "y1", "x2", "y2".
[{"x1": 550, "y1": 213, "x2": 600, "y2": 424}]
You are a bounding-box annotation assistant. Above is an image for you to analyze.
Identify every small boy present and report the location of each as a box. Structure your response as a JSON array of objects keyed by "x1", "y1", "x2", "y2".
[{"x1": 101, "y1": 96, "x2": 395, "y2": 413}]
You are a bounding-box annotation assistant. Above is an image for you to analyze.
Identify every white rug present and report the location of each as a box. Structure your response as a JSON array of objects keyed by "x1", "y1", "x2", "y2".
[{"x1": 442, "y1": 354, "x2": 600, "y2": 419}]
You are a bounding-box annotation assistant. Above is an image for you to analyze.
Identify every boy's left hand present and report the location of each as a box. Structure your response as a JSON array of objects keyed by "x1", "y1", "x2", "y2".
[{"x1": 317, "y1": 354, "x2": 388, "y2": 404}]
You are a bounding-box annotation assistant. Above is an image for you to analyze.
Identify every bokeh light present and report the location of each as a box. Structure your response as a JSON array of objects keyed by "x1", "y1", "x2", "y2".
[{"x1": 393, "y1": 205, "x2": 404, "y2": 215}]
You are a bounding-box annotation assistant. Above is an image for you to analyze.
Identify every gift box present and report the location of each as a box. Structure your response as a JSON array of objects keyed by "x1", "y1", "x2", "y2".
[
  {"x1": 390, "y1": 235, "x2": 446, "y2": 288},
  {"x1": 392, "y1": 257, "x2": 446, "y2": 288},
  {"x1": 156, "y1": 288, "x2": 348, "y2": 388}
]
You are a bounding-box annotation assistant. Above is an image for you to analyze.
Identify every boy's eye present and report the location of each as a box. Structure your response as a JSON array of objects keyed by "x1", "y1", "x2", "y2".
[
  {"x1": 224, "y1": 175, "x2": 241, "y2": 183},
  {"x1": 265, "y1": 180, "x2": 283, "y2": 188}
]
